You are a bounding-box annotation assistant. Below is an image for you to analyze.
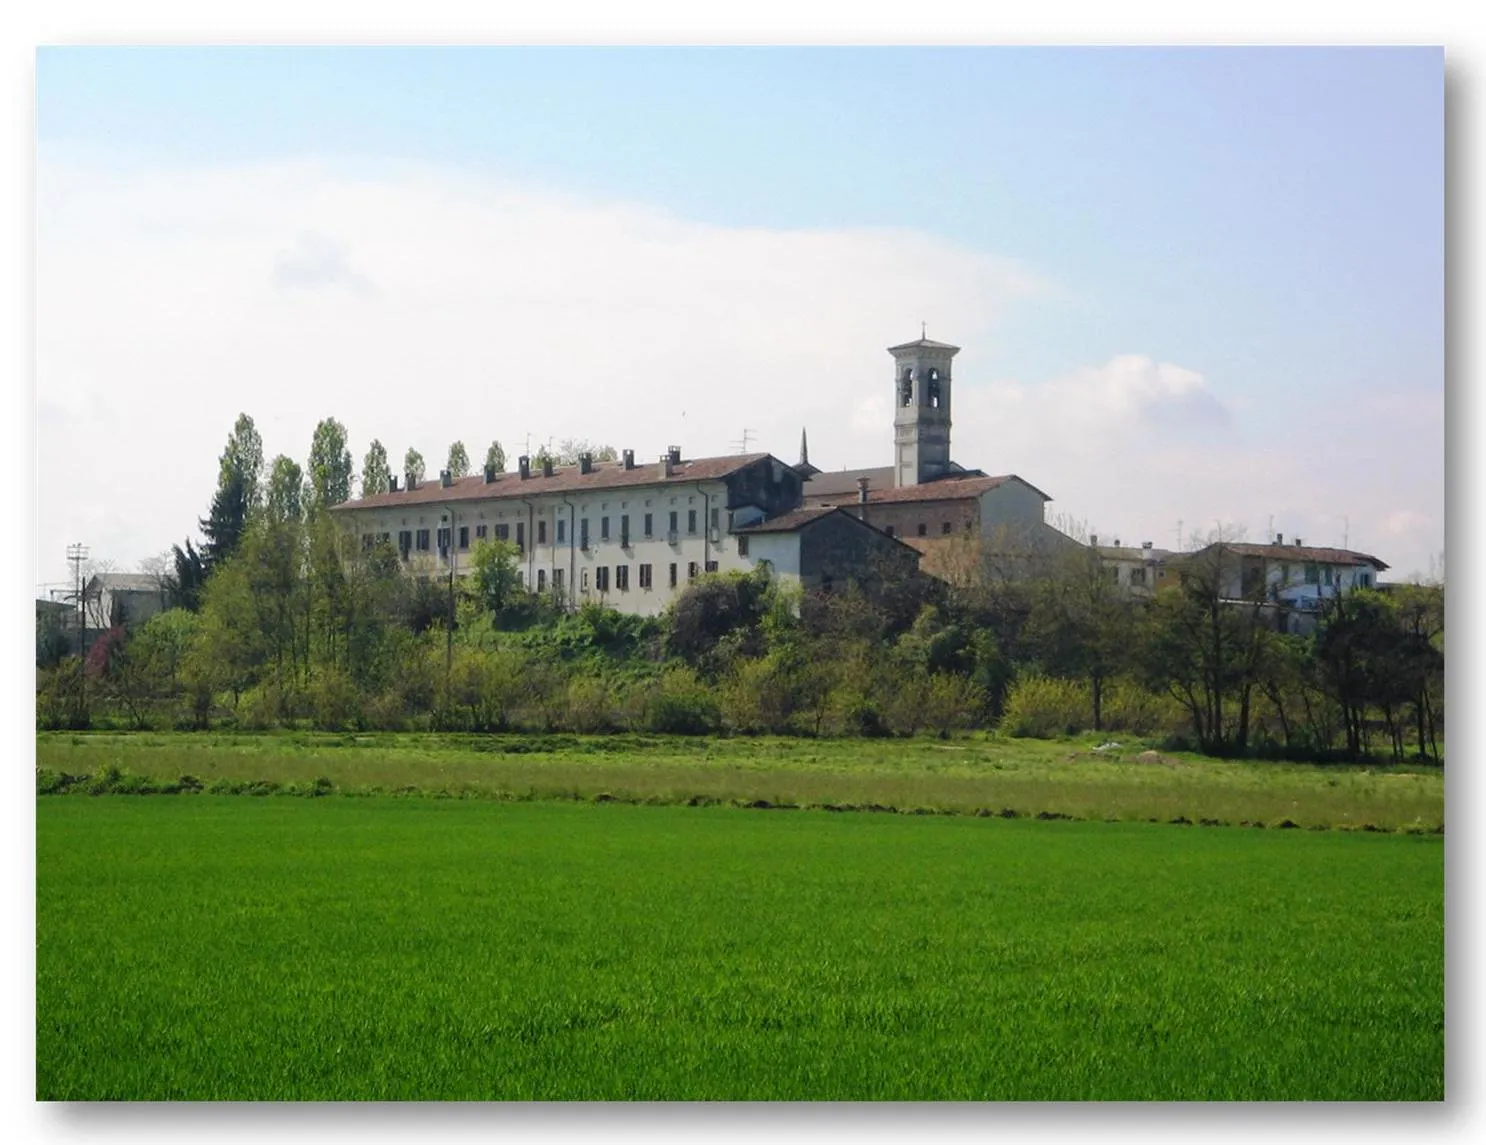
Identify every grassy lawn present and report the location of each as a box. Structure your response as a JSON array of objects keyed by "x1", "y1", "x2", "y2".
[
  {"x1": 36, "y1": 730, "x2": 1445, "y2": 831},
  {"x1": 37, "y1": 796, "x2": 1442, "y2": 1101}
]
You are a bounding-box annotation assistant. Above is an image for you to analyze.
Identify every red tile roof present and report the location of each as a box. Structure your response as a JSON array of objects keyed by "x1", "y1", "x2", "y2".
[
  {"x1": 811, "y1": 473, "x2": 1051, "y2": 506},
  {"x1": 735, "y1": 506, "x2": 841, "y2": 533},
  {"x1": 1193, "y1": 542, "x2": 1389, "y2": 571},
  {"x1": 331, "y1": 453, "x2": 775, "y2": 512}
]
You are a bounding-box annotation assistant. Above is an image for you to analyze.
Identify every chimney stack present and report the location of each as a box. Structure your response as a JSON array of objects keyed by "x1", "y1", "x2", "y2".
[
  {"x1": 1294, "y1": 537, "x2": 1302, "y2": 547},
  {"x1": 440, "y1": 469, "x2": 452, "y2": 488},
  {"x1": 622, "y1": 449, "x2": 634, "y2": 470},
  {"x1": 517, "y1": 455, "x2": 530, "y2": 480},
  {"x1": 661, "y1": 453, "x2": 674, "y2": 478},
  {"x1": 1142, "y1": 541, "x2": 1153, "y2": 550},
  {"x1": 483, "y1": 465, "x2": 495, "y2": 484},
  {"x1": 542, "y1": 456, "x2": 554, "y2": 478},
  {"x1": 1090, "y1": 534, "x2": 1098, "y2": 548},
  {"x1": 390, "y1": 475, "x2": 400, "y2": 492},
  {"x1": 857, "y1": 476, "x2": 870, "y2": 505},
  {"x1": 1275, "y1": 533, "x2": 1284, "y2": 546},
  {"x1": 579, "y1": 453, "x2": 593, "y2": 475},
  {"x1": 405, "y1": 471, "x2": 418, "y2": 491},
  {"x1": 667, "y1": 445, "x2": 682, "y2": 466}
]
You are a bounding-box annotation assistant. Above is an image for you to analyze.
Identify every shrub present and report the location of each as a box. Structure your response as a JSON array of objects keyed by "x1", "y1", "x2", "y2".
[
  {"x1": 1000, "y1": 674, "x2": 1091, "y2": 738},
  {"x1": 1101, "y1": 677, "x2": 1187, "y2": 736},
  {"x1": 642, "y1": 668, "x2": 722, "y2": 735},
  {"x1": 310, "y1": 668, "x2": 361, "y2": 732},
  {"x1": 564, "y1": 676, "x2": 615, "y2": 733}
]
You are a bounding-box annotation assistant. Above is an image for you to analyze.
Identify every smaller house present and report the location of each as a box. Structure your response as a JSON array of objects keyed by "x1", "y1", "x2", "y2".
[
  {"x1": 1090, "y1": 537, "x2": 1177, "y2": 596},
  {"x1": 82, "y1": 573, "x2": 171, "y2": 633},
  {"x1": 1183, "y1": 536, "x2": 1390, "y2": 634},
  {"x1": 734, "y1": 505, "x2": 921, "y2": 595}
]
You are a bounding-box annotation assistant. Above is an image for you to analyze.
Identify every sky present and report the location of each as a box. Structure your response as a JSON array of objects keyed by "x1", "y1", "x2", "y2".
[{"x1": 33, "y1": 45, "x2": 1445, "y2": 591}]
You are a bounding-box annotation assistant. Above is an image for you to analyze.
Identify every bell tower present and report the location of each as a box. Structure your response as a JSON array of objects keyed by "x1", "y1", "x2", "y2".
[{"x1": 890, "y1": 333, "x2": 959, "y2": 487}]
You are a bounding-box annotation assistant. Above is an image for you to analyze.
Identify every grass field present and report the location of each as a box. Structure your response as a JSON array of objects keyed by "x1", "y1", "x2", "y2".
[
  {"x1": 37, "y1": 796, "x2": 1443, "y2": 1100},
  {"x1": 34, "y1": 731, "x2": 1445, "y2": 831}
]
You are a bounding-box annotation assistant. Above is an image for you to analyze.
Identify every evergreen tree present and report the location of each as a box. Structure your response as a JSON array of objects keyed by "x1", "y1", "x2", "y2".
[
  {"x1": 200, "y1": 466, "x2": 250, "y2": 570},
  {"x1": 168, "y1": 538, "x2": 208, "y2": 612}
]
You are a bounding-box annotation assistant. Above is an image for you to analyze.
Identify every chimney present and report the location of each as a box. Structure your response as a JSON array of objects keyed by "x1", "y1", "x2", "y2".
[
  {"x1": 1294, "y1": 537, "x2": 1302, "y2": 547},
  {"x1": 405, "y1": 471, "x2": 418, "y2": 491},
  {"x1": 518, "y1": 455, "x2": 530, "y2": 480},
  {"x1": 440, "y1": 469, "x2": 452, "y2": 488},
  {"x1": 1113, "y1": 538, "x2": 1121, "y2": 549},
  {"x1": 857, "y1": 476, "x2": 870, "y2": 505},
  {"x1": 1090, "y1": 534, "x2": 1098, "y2": 548},
  {"x1": 579, "y1": 453, "x2": 593, "y2": 475},
  {"x1": 622, "y1": 449, "x2": 634, "y2": 470},
  {"x1": 667, "y1": 445, "x2": 681, "y2": 466},
  {"x1": 483, "y1": 465, "x2": 495, "y2": 484},
  {"x1": 661, "y1": 452, "x2": 674, "y2": 478},
  {"x1": 390, "y1": 475, "x2": 400, "y2": 492},
  {"x1": 542, "y1": 456, "x2": 554, "y2": 478},
  {"x1": 1142, "y1": 541, "x2": 1153, "y2": 550},
  {"x1": 1275, "y1": 533, "x2": 1283, "y2": 546}
]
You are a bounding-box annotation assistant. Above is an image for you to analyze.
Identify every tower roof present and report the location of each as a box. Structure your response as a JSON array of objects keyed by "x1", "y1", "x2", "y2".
[{"x1": 887, "y1": 337, "x2": 961, "y2": 355}]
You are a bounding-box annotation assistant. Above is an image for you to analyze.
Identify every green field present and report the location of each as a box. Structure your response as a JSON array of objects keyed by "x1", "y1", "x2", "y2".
[
  {"x1": 37, "y1": 795, "x2": 1443, "y2": 1100},
  {"x1": 35, "y1": 731, "x2": 1446, "y2": 832}
]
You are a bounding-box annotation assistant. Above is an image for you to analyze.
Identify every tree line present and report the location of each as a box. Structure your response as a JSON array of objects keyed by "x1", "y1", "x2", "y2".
[{"x1": 37, "y1": 415, "x2": 1444, "y2": 765}]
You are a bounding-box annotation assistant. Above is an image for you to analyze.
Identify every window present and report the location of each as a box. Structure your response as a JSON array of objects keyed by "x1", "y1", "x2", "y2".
[
  {"x1": 1323, "y1": 566, "x2": 1334, "y2": 586},
  {"x1": 495, "y1": 524, "x2": 509, "y2": 541},
  {"x1": 537, "y1": 568, "x2": 547, "y2": 591},
  {"x1": 616, "y1": 565, "x2": 629, "y2": 591},
  {"x1": 516, "y1": 522, "x2": 525, "y2": 553},
  {"x1": 737, "y1": 535, "x2": 749, "y2": 557},
  {"x1": 476, "y1": 524, "x2": 487, "y2": 540},
  {"x1": 596, "y1": 566, "x2": 610, "y2": 592},
  {"x1": 601, "y1": 516, "x2": 610, "y2": 542},
  {"x1": 398, "y1": 530, "x2": 413, "y2": 558},
  {"x1": 1129, "y1": 567, "x2": 1147, "y2": 586},
  {"x1": 457, "y1": 525, "x2": 469, "y2": 549},
  {"x1": 378, "y1": 532, "x2": 390, "y2": 545},
  {"x1": 688, "y1": 561, "x2": 698, "y2": 580},
  {"x1": 620, "y1": 514, "x2": 630, "y2": 545},
  {"x1": 639, "y1": 563, "x2": 652, "y2": 589},
  {"x1": 669, "y1": 563, "x2": 678, "y2": 588},
  {"x1": 884, "y1": 526, "x2": 895, "y2": 538},
  {"x1": 942, "y1": 522, "x2": 952, "y2": 535},
  {"x1": 361, "y1": 533, "x2": 374, "y2": 551},
  {"x1": 1359, "y1": 572, "x2": 1372, "y2": 588},
  {"x1": 1305, "y1": 563, "x2": 1319, "y2": 585},
  {"x1": 557, "y1": 519, "x2": 567, "y2": 544},
  {"x1": 416, "y1": 528, "x2": 430, "y2": 552},
  {"x1": 1279, "y1": 563, "x2": 1290, "y2": 584},
  {"x1": 688, "y1": 509, "x2": 698, "y2": 534},
  {"x1": 1107, "y1": 566, "x2": 1119, "y2": 583},
  {"x1": 537, "y1": 520, "x2": 547, "y2": 545},
  {"x1": 436, "y1": 526, "x2": 450, "y2": 553},
  {"x1": 554, "y1": 568, "x2": 565, "y2": 592},
  {"x1": 917, "y1": 522, "x2": 928, "y2": 537},
  {"x1": 926, "y1": 368, "x2": 942, "y2": 408},
  {"x1": 669, "y1": 511, "x2": 679, "y2": 537},
  {"x1": 899, "y1": 367, "x2": 913, "y2": 406},
  {"x1": 644, "y1": 512, "x2": 653, "y2": 537},
  {"x1": 581, "y1": 569, "x2": 590, "y2": 592},
  {"x1": 705, "y1": 560, "x2": 718, "y2": 573},
  {"x1": 710, "y1": 508, "x2": 720, "y2": 533},
  {"x1": 580, "y1": 518, "x2": 589, "y2": 548}
]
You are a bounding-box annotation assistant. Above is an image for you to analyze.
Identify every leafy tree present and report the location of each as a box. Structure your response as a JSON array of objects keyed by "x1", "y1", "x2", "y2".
[
  {"x1": 305, "y1": 417, "x2": 353, "y2": 514},
  {"x1": 484, "y1": 440, "x2": 506, "y2": 474},
  {"x1": 555, "y1": 439, "x2": 618, "y2": 464},
  {"x1": 666, "y1": 568, "x2": 777, "y2": 676},
  {"x1": 361, "y1": 439, "x2": 392, "y2": 497},
  {"x1": 446, "y1": 441, "x2": 470, "y2": 479},
  {"x1": 404, "y1": 447, "x2": 426, "y2": 486},
  {"x1": 465, "y1": 538, "x2": 524, "y2": 622},
  {"x1": 264, "y1": 455, "x2": 304, "y2": 524}
]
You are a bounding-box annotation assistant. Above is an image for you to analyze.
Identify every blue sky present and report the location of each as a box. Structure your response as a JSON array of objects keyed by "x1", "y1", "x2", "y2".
[{"x1": 34, "y1": 46, "x2": 1444, "y2": 586}]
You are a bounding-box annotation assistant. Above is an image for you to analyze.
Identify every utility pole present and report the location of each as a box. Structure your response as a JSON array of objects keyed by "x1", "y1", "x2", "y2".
[{"x1": 67, "y1": 542, "x2": 88, "y2": 719}]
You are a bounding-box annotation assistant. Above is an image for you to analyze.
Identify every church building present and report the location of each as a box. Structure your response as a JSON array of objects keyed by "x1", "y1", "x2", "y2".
[{"x1": 329, "y1": 333, "x2": 1069, "y2": 614}]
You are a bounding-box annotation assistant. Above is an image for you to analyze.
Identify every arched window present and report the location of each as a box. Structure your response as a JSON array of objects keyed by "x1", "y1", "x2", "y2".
[
  {"x1": 926, "y1": 368, "x2": 942, "y2": 409},
  {"x1": 899, "y1": 367, "x2": 914, "y2": 407}
]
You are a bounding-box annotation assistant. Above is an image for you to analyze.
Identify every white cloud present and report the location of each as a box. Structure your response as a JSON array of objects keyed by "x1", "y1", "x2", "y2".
[
  {"x1": 33, "y1": 152, "x2": 1444, "y2": 588},
  {"x1": 34, "y1": 152, "x2": 1043, "y2": 588}
]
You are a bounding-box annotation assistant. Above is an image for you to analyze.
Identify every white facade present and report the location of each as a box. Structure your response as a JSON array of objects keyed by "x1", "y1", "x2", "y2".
[{"x1": 341, "y1": 477, "x2": 765, "y2": 618}]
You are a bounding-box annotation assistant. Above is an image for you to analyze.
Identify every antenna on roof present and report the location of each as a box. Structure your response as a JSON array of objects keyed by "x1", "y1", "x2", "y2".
[{"x1": 730, "y1": 428, "x2": 755, "y2": 455}]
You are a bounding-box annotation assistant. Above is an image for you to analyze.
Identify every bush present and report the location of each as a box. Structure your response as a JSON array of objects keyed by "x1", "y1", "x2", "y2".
[
  {"x1": 1101, "y1": 677, "x2": 1186, "y2": 736},
  {"x1": 999, "y1": 674, "x2": 1091, "y2": 738},
  {"x1": 641, "y1": 668, "x2": 722, "y2": 735},
  {"x1": 564, "y1": 676, "x2": 616, "y2": 733},
  {"x1": 310, "y1": 668, "x2": 361, "y2": 732}
]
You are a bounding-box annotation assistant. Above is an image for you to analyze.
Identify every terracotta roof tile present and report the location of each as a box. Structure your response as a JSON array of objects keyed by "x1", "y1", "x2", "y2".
[
  {"x1": 332, "y1": 453, "x2": 775, "y2": 512},
  {"x1": 1193, "y1": 542, "x2": 1389, "y2": 571},
  {"x1": 810, "y1": 473, "x2": 1052, "y2": 506}
]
